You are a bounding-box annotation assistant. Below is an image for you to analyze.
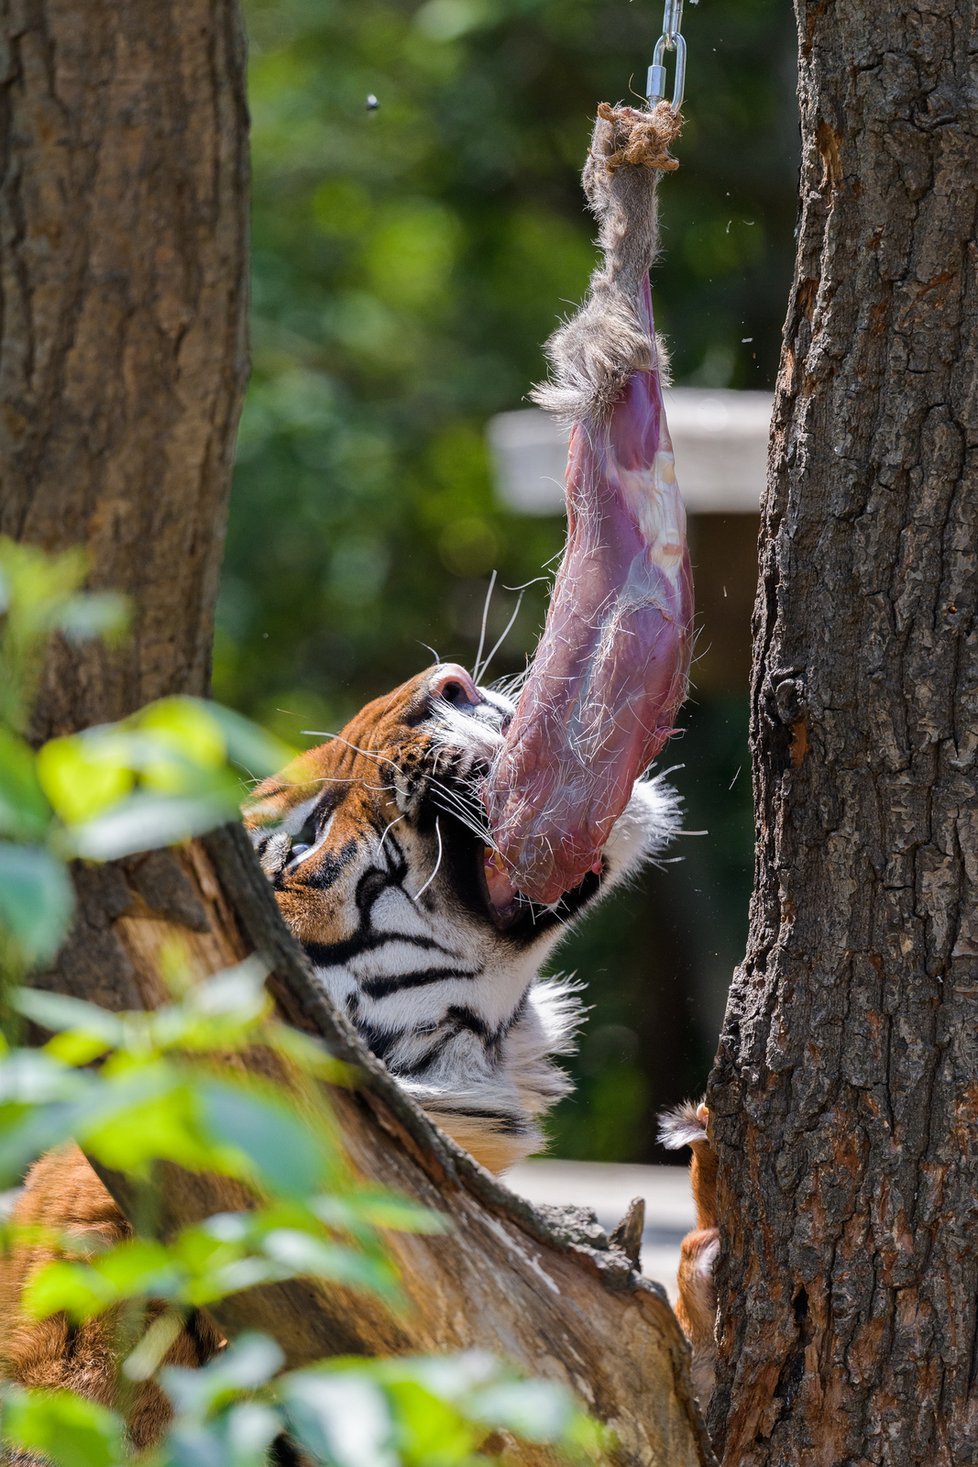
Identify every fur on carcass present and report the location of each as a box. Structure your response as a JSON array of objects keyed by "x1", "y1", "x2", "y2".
[{"x1": 484, "y1": 102, "x2": 694, "y2": 906}]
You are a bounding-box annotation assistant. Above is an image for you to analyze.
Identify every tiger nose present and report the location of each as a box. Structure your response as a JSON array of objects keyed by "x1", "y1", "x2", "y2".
[{"x1": 428, "y1": 664, "x2": 484, "y2": 709}]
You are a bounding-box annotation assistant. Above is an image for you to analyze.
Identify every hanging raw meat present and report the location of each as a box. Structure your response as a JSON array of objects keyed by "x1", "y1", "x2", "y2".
[{"x1": 484, "y1": 103, "x2": 694, "y2": 905}]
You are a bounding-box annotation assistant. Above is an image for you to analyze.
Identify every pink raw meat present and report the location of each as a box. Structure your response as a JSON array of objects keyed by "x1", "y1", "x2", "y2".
[{"x1": 484, "y1": 104, "x2": 692, "y2": 905}]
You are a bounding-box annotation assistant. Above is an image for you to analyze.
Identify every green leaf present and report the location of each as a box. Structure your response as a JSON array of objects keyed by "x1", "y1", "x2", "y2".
[
  {"x1": 384, "y1": 1378, "x2": 477, "y2": 1465},
  {"x1": 76, "y1": 1068, "x2": 237, "y2": 1178},
  {"x1": 11, "y1": 988, "x2": 127, "y2": 1044},
  {"x1": 257, "y1": 1229, "x2": 399, "y2": 1298},
  {"x1": 468, "y1": 1379, "x2": 575, "y2": 1442},
  {"x1": 0, "y1": 1048, "x2": 88, "y2": 1106},
  {"x1": 161, "y1": 1403, "x2": 282, "y2": 1467},
  {"x1": 65, "y1": 792, "x2": 236, "y2": 860},
  {"x1": 0, "y1": 730, "x2": 51, "y2": 840},
  {"x1": 187, "y1": 960, "x2": 270, "y2": 1019},
  {"x1": 163, "y1": 1333, "x2": 285, "y2": 1419},
  {"x1": 22, "y1": 1261, "x2": 120, "y2": 1323},
  {"x1": 58, "y1": 592, "x2": 129, "y2": 645},
  {"x1": 196, "y1": 1077, "x2": 334, "y2": 1200},
  {"x1": 36, "y1": 735, "x2": 134, "y2": 825},
  {"x1": 148, "y1": 960, "x2": 272, "y2": 1054},
  {"x1": 203, "y1": 703, "x2": 295, "y2": 781},
  {"x1": 0, "y1": 844, "x2": 74, "y2": 965},
  {"x1": 281, "y1": 1373, "x2": 397, "y2": 1467},
  {"x1": 0, "y1": 1385, "x2": 126, "y2": 1467}
]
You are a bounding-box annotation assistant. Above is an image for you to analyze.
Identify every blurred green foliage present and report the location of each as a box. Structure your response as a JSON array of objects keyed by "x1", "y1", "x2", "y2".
[
  {"x1": 0, "y1": 546, "x2": 603, "y2": 1467},
  {"x1": 0, "y1": 972, "x2": 602, "y2": 1465},
  {"x1": 0, "y1": 540, "x2": 292, "y2": 988},
  {"x1": 223, "y1": 0, "x2": 799, "y2": 1161}
]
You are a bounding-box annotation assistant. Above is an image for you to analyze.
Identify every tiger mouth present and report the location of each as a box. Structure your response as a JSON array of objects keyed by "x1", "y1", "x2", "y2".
[
  {"x1": 424, "y1": 767, "x2": 603, "y2": 942},
  {"x1": 477, "y1": 837, "x2": 603, "y2": 940}
]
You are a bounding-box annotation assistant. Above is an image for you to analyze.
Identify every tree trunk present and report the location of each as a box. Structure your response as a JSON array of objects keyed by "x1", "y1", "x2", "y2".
[
  {"x1": 0, "y1": 6, "x2": 712, "y2": 1464},
  {"x1": 709, "y1": 2, "x2": 978, "y2": 1463},
  {"x1": 0, "y1": 0, "x2": 249, "y2": 735}
]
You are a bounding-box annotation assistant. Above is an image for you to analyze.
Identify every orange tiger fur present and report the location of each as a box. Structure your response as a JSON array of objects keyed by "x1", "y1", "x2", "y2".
[
  {"x1": 0, "y1": 663, "x2": 714, "y2": 1449},
  {"x1": 659, "y1": 1099, "x2": 719, "y2": 1404},
  {"x1": 0, "y1": 1145, "x2": 222, "y2": 1460}
]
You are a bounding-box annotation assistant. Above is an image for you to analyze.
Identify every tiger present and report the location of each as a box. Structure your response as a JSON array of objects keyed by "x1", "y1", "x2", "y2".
[
  {"x1": 245, "y1": 661, "x2": 679, "y2": 1171},
  {"x1": 0, "y1": 660, "x2": 714, "y2": 1454}
]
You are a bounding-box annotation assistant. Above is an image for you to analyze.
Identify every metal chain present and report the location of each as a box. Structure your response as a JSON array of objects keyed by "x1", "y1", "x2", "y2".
[{"x1": 646, "y1": 0, "x2": 687, "y2": 110}]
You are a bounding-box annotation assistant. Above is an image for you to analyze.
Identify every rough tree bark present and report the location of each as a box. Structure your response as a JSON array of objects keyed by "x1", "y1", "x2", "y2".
[
  {"x1": 709, "y1": 2, "x2": 978, "y2": 1464},
  {"x1": 0, "y1": 5, "x2": 711, "y2": 1465}
]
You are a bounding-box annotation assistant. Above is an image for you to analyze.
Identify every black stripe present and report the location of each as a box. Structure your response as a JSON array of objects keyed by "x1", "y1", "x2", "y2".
[
  {"x1": 304, "y1": 929, "x2": 462, "y2": 970},
  {"x1": 358, "y1": 1020, "x2": 401, "y2": 1064},
  {"x1": 445, "y1": 1004, "x2": 490, "y2": 1039},
  {"x1": 361, "y1": 965, "x2": 481, "y2": 1001},
  {"x1": 294, "y1": 837, "x2": 359, "y2": 891},
  {"x1": 393, "y1": 1043, "x2": 446, "y2": 1077},
  {"x1": 427, "y1": 1108, "x2": 528, "y2": 1136}
]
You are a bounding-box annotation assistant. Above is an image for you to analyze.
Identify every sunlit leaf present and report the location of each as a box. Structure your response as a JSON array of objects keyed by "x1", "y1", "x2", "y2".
[
  {"x1": 203, "y1": 703, "x2": 295, "y2": 781},
  {"x1": 36, "y1": 736, "x2": 134, "y2": 825},
  {"x1": 76, "y1": 1070, "x2": 235, "y2": 1178},
  {"x1": 0, "y1": 730, "x2": 51, "y2": 840},
  {"x1": 384, "y1": 1378, "x2": 477, "y2": 1465},
  {"x1": 0, "y1": 1385, "x2": 126, "y2": 1467},
  {"x1": 138, "y1": 699, "x2": 227, "y2": 773},
  {"x1": 58, "y1": 592, "x2": 129, "y2": 645},
  {"x1": 65, "y1": 792, "x2": 237, "y2": 861},
  {"x1": 281, "y1": 1373, "x2": 397, "y2": 1467}
]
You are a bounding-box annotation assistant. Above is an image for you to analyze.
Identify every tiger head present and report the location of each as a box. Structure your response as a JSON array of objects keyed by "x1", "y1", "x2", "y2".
[{"x1": 245, "y1": 663, "x2": 678, "y2": 1173}]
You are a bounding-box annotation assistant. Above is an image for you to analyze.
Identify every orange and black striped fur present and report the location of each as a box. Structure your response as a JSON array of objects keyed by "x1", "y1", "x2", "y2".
[{"x1": 1, "y1": 663, "x2": 698, "y2": 1450}]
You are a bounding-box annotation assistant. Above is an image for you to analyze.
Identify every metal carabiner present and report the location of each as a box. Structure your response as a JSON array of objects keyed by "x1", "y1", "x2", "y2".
[
  {"x1": 646, "y1": 0, "x2": 687, "y2": 109},
  {"x1": 646, "y1": 31, "x2": 687, "y2": 109}
]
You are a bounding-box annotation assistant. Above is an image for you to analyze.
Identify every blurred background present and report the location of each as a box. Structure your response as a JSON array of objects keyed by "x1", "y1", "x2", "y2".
[{"x1": 219, "y1": 0, "x2": 800, "y2": 1165}]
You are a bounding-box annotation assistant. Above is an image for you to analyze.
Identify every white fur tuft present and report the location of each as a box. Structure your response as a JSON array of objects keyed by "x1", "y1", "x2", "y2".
[{"x1": 658, "y1": 1098, "x2": 709, "y2": 1150}]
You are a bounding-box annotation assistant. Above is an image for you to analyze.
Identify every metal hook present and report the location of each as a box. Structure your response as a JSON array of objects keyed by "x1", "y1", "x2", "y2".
[{"x1": 646, "y1": 0, "x2": 688, "y2": 109}]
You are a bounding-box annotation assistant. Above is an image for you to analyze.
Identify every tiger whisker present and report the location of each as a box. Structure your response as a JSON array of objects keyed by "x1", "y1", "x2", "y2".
[
  {"x1": 424, "y1": 774, "x2": 498, "y2": 849},
  {"x1": 376, "y1": 813, "x2": 406, "y2": 858},
  {"x1": 413, "y1": 816, "x2": 444, "y2": 903},
  {"x1": 429, "y1": 795, "x2": 496, "y2": 851},
  {"x1": 473, "y1": 569, "x2": 498, "y2": 685},
  {"x1": 300, "y1": 731, "x2": 401, "y2": 771},
  {"x1": 427, "y1": 785, "x2": 493, "y2": 837},
  {"x1": 474, "y1": 585, "x2": 526, "y2": 687}
]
